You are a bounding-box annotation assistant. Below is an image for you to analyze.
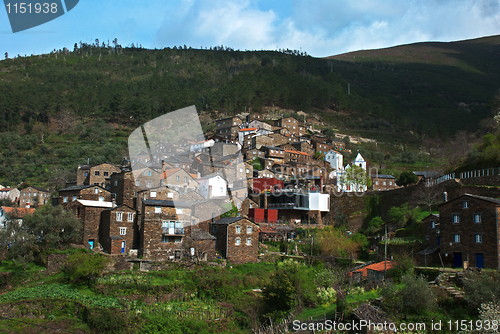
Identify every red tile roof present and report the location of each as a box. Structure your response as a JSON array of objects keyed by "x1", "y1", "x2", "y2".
[
  {"x1": 1, "y1": 207, "x2": 35, "y2": 218},
  {"x1": 284, "y1": 149, "x2": 310, "y2": 156},
  {"x1": 240, "y1": 128, "x2": 257, "y2": 132},
  {"x1": 352, "y1": 261, "x2": 394, "y2": 277}
]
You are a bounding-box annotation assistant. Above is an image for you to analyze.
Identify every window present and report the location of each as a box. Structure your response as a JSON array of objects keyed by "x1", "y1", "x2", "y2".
[
  {"x1": 146, "y1": 181, "x2": 152, "y2": 188},
  {"x1": 128, "y1": 213, "x2": 134, "y2": 222},
  {"x1": 389, "y1": 181, "x2": 392, "y2": 185},
  {"x1": 375, "y1": 181, "x2": 379, "y2": 185},
  {"x1": 212, "y1": 226, "x2": 216, "y2": 233},
  {"x1": 247, "y1": 238, "x2": 252, "y2": 246},
  {"x1": 431, "y1": 221, "x2": 435, "y2": 228},
  {"x1": 84, "y1": 172, "x2": 89, "y2": 177},
  {"x1": 120, "y1": 227, "x2": 126, "y2": 235},
  {"x1": 150, "y1": 191, "x2": 157, "y2": 198},
  {"x1": 114, "y1": 180, "x2": 118, "y2": 186},
  {"x1": 463, "y1": 201, "x2": 469, "y2": 209},
  {"x1": 475, "y1": 234, "x2": 483, "y2": 243},
  {"x1": 148, "y1": 171, "x2": 152, "y2": 176},
  {"x1": 94, "y1": 188, "x2": 99, "y2": 194},
  {"x1": 247, "y1": 226, "x2": 252, "y2": 234},
  {"x1": 63, "y1": 196, "x2": 68, "y2": 203},
  {"x1": 246, "y1": 169, "x2": 250, "y2": 173},
  {"x1": 167, "y1": 193, "x2": 174, "y2": 198},
  {"x1": 95, "y1": 171, "x2": 100, "y2": 176},
  {"x1": 176, "y1": 175, "x2": 180, "y2": 181},
  {"x1": 99, "y1": 196, "x2": 104, "y2": 201},
  {"x1": 453, "y1": 214, "x2": 460, "y2": 223},
  {"x1": 135, "y1": 180, "x2": 140, "y2": 187},
  {"x1": 155, "y1": 206, "x2": 161, "y2": 213},
  {"x1": 116, "y1": 212, "x2": 123, "y2": 221},
  {"x1": 184, "y1": 177, "x2": 188, "y2": 182},
  {"x1": 474, "y1": 214, "x2": 481, "y2": 223},
  {"x1": 235, "y1": 237, "x2": 241, "y2": 246},
  {"x1": 103, "y1": 172, "x2": 109, "y2": 176},
  {"x1": 453, "y1": 234, "x2": 460, "y2": 243},
  {"x1": 176, "y1": 208, "x2": 183, "y2": 214},
  {"x1": 236, "y1": 226, "x2": 241, "y2": 234},
  {"x1": 383, "y1": 181, "x2": 386, "y2": 185}
]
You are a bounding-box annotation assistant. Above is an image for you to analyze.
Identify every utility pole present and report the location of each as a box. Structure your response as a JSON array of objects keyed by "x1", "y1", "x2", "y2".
[{"x1": 384, "y1": 224, "x2": 387, "y2": 280}]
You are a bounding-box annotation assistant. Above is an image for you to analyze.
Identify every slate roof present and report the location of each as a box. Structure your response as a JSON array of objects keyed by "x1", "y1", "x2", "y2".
[
  {"x1": 143, "y1": 199, "x2": 192, "y2": 208},
  {"x1": 212, "y1": 216, "x2": 258, "y2": 225},
  {"x1": 58, "y1": 184, "x2": 109, "y2": 192},
  {"x1": 191, "y1": 228, "x2": 216, "y2": 240}
]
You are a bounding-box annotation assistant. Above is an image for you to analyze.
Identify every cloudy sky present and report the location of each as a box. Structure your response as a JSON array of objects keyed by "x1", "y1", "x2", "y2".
[{"x1": 2, "y1": 0, "x2": 500, "y2": 58}]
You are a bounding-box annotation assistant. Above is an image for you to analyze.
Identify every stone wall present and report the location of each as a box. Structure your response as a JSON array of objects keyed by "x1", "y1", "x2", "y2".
[{"x1": 46, "y1": 254, "x2": 68, "y2": 275}]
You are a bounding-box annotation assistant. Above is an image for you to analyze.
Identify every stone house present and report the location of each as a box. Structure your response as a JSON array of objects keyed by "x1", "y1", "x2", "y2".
[
  {"x1": 19, "y1": 186, "x2": 50, "y2": 208},
  {"x1": 216, "y1": 117, "x2": 242, "y2": 128},
  {"x1": 260, "y1": 146, "x2": 285, "y2": 165},
  {"x1": 439, "y1": 194, "x2": 500, "y2": 269},
  {"x1": 209, "y1": 217, "x2": 259, "y2": 264},
  {"x1": 370, "y1": 174, "x2": 396, "y2": 191},
  {"x1": 291, "y1": 141, "x2": 314, "y2": 156},
  {"x1": 216, "y1": 126, "x2": 240, "y2": 140},
  {"x1": 274, "y1": 117, "x2": 306, "y2": 137},
  {"x1": 109, "y1": 170, "x2": 139, "y2": 209},
  {"x1": 160, "y1": 168, "x2": 199, "y2": 193},
  {"x1": 284, "y1": 149, "x2": 311, "y2": 164},
  {"x1": 76, "y1": 163, "x2": 121, "y2": 187},
  {"x1": 140, "y1": 199, "x2": 192, "y2": 260},
  {"x1": 100, "y1": 205, "x2": 137, "y2": 255},
  {"x1": 245, "y1": 149, "x2": 265, "y2": 161},
  {"x1": 268, "y1": 133, "x2": 289, "y2": 147},
  {"x1": 66, "y1": 199, "x2": 115, "y2": 249},
  {"x1": 251, "y1": 135, "x2": 274, "y2": 150},
  {"x1": 132, "y1": 167, "x2": 162, "y2": 190},
  {"x1": 136, "y1": 186, "x2": 179, "y2": 214}
]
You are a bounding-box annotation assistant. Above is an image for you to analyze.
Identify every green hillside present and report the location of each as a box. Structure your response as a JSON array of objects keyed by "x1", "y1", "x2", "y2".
[{"x1": 327, "y1": 35, "x2": 500, "y2": 137}]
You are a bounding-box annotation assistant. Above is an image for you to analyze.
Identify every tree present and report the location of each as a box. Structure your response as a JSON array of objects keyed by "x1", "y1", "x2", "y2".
[
  {"x1": 4, "y1": 52, "x2": 8, "y2": 59},
  {"x1": 396, "y1": 170, "x2": 419, "y2": 187},
  {"x1": 412, "y1": 183, "x2": 443, "y2": 213},
  {"x1": 341, "y1": 165, "x2": 371, "y2": 192},
  {"x1": 388, "y1": 203, "x2": 415, "y2": 228},
  {"x1": 22, "y1": 204, "x2": 81, "y2": 249},
  {"x1": 316, "y1": 227, "x2": 360, "y2": 260}
]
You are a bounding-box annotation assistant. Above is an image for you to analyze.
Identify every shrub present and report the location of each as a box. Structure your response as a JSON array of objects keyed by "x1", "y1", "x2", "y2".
[
  {"x1": 463, "y1": 271, "x2": 500, "y2": 309},
  {"x1": 62, "y1": 252, "x2": 111, "y2": 284},
  {"x1": 382, "y1": 274, "x2": 435, "y2": 315},
  {"x1": 317, "y1": 287, "x2": 337, "y2": 306},
  {"x1": 84, "y1": 307, "x2": 126, "y2": 333}
]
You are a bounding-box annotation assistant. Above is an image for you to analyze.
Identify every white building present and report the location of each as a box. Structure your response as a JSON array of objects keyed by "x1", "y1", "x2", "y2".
[
  {"x1": 325, "y1": 149, "x2": 344, "y2": 171},
  {"x1": 197, "y1": 174, "x2": 228, "y2": 199},
  {"x1": 190, "y1": 139, "x2": 214, "y2": 153}
]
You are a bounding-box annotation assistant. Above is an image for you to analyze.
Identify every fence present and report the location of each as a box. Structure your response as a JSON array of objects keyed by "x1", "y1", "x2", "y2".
[{"x1": 436, "y1": 167, "x2": 500, "y2": 185}]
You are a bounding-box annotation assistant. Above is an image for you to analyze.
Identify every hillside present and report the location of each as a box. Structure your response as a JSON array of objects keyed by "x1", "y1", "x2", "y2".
[{"x1": 327, "y1": 35, "x2": 500, "y2": 137}]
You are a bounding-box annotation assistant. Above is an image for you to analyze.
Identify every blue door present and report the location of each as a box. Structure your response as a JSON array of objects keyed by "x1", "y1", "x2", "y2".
[
  {"x1": 453, "y1": 253, "x2": 462, "y2": 268},
  {"x1": 88, "y1": 239, "x2": 94, "y2": 249},
  {"x1": 437, "y1": 236, "x2": 440, "y2": 245},
  {"x1": 121, "y1": 241, "x2": 125, "y2": 254},
  {"x1": 476, "y1": 253, "x2": 484, "y2": 268}
]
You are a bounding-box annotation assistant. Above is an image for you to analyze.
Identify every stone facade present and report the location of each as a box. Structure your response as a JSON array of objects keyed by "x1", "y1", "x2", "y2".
[
  {"x1": 252, "y1": 135, "x2": 274, "y2": 150},
  {"x1": 210, "y1": 217, "x2": 259, "y2": 264},
  {"x1": 100, "y1": 205, "x2": 137, "y2": 255},
  {"x1": 19, "y1": 186, "x2": 50, "y2": 208},
  {"x1": 422, "y1": 214, "x2": 440, "y2": 247},
  {"x1": 140, "y1": 199, "x2": 192, "y2": 261},
  {"x1": 439, "y1": 194, "x2": 500, "y2": 269},
  {"x1": 109, "y1": 171, "x2": 138, "y2": 209},
  {"x1": 274, "y1": 117, "x2": 305, "y2": 137},
  {"x1": 77, "y1": 163, "x2": 121, "y2": 187}
]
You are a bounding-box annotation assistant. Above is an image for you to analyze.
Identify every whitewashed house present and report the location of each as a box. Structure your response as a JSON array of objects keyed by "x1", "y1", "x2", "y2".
[{"x1": 197, "y1": 174, "x2": 228, "y2": 199}]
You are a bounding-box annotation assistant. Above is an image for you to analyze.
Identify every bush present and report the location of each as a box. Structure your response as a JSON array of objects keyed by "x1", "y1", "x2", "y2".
[
  {"x1": 463, "y1": 271, "x2": 500, "y2": 309},
  {"x1": 382, "y1": 274, "x2": 435, "y2": 315},
  {"x1": 62, "y1": 252, "x2": 111, "y2": 284},
  {"x1": 84, "y1": 307, "x2": 126, "y2": 333}
]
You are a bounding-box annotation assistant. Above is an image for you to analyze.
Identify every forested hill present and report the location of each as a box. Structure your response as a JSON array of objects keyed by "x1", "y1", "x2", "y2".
[
  {"x1": 327, "y1": 34, "x2": 500, "y2": 137},
  {"x1": 1, "y1": 35, "x2": 500, "y2": 138}
]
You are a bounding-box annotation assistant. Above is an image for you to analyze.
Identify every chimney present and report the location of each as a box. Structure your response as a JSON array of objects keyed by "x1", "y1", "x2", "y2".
[
  {"x1": 443, "y1": 192, "x2": 448, "y2": 203},
  {"x1": 112, "y1": 198, "x2": 116, "y2": 208}
]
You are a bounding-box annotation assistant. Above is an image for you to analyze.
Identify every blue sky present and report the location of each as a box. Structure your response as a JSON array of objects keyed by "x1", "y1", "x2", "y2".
[{"x1": 2, "y1": 0, "x2": 500, "y2": 58}]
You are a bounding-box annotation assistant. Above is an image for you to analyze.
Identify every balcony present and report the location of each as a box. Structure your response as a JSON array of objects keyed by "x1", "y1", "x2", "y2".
[{"x1": 162, "y1": 227, "x2": 184, "y2": 235}]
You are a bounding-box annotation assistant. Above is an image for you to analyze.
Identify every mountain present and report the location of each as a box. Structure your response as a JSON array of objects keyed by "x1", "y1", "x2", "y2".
[{"x1": 326, "y1": 35, "x2": 500, "y2": 137}]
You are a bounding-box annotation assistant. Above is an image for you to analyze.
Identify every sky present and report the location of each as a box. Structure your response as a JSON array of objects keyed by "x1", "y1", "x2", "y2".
[{"x1": 1, "y1": 0, "x2": 500, "y2": 58}]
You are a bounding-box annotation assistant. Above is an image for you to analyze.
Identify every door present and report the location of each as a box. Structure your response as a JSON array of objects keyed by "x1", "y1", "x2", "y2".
[
  {"x1": 476, "y1": 253, "x2": 484, "y2": 268},
  {"x1": 121, "y1": 241, "x2": 125, "y2": 254},
  {"x1": 88, "y1": 239, "x2": 94, "y2": 249},
  {"x1": 453, "y1": 252, "x2": 462, "y2": 268},
  {"x1": 437, "y1": 236, "x2": 440, "y2": 245}
]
